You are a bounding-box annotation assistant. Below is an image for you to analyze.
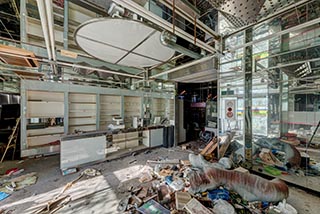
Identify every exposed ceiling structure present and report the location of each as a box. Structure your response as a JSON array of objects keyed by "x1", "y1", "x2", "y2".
[{"x1": 0, "y1": 0, "x2": 317, "y2": 91}]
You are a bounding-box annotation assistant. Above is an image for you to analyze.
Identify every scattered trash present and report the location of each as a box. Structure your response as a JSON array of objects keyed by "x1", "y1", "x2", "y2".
[
  {"x1": 175, "y1": 191, "x2": 191, "y2": 210},
  {"x1": 81, "y1": 168, "x2": 101, "y2": 177},
  {"x1": 61, "y1": 168, "x2": 78, "y2": 176},
  {"x1": 0, "y1": 172, "x2": 38, "y2": 194},
  {"x1": 212, "y1": 199, "x2": 236, "y2": 214},
  {"x1": 129, "y1": 159, "x2": 137, "y2": 164},
  {"x1": 147, "y1": 159, "x2": 180, "y2": 165},
  {"x1": 11, "y1": 169, "x2": 24, "y2": 176},
  {"x1": 0, "y1": 192, "x2": 10, "y2": 201},
  {"x1": 137, "y1": 199, "x2": 170, "y2": 214},
  {"x1": 218, "y1": 157, "x2": 233, "y2": 169},
  {"x1": 264, "y1": 165, "x2": 282, "y2": 176},
  {"x1": 208, "y1": 188, "x2": 230, "y2": 201},
  {"x1": 272, "y1": 200, "x2": 298, "y2": 214},
  {"x1": 117, "y1": 196, "x2": 130, "y2": 212},
  {"x1": 184, "y1": 198, "x2": 212, "y2": 213},
  {"x1": 139, "y1": 171, "x2": 153, "y2": 183},
  {"x1": 5, "y1": 168, "x2": 18, "y2": 176}
]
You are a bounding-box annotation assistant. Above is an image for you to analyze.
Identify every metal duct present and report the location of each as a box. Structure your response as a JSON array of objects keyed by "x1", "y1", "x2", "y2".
[
  {"x1": 160, "y1": 31, "x2": 202, "y2": 59},
  {"x1": 168, "y1": 57, "x2": 217, "y2": 83}
]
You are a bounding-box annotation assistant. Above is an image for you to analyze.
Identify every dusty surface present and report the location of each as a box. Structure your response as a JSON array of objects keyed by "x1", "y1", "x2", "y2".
[{"x1": 0, "y1": 147, "x2": 319, "y2": 214}]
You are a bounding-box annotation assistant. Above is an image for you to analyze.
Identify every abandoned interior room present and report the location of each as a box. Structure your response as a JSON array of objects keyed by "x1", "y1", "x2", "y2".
[{"x1": 1, "y1": 0, "x2": 320, "y2": 213}]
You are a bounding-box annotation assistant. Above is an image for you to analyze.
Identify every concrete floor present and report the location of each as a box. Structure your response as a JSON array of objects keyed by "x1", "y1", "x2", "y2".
[{"x1": 0, "y1": 147, "x2": 319, "y2": 214}]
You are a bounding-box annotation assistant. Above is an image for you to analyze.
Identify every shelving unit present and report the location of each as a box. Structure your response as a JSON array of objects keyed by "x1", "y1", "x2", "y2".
[
  {"x1": 26, "y1": 90, "x2": 64, "y2": 148},
  {"x1": 124, "y1": 96, "x2": 141, "y2": 128},
  {"x1": 99, "y1": 95, "x2": 121, "y2": 130},
  {"x1": 151, "y1": 98, "x2": 166, "y2": 120},
  {"x1": 20, "y1": 80, "x2": 174, "y2": 157},
  {"x1": 168, "y1": 99, "x2": 175, "y2": 121},
  {"x1": 68, "y1": 93, "x2": 97, "y2": 133}
]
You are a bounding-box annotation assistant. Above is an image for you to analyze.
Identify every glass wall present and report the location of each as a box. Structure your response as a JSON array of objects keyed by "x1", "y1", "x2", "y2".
[{"x1": 220, "y1": 0, "x2": 320, "y2": 191}]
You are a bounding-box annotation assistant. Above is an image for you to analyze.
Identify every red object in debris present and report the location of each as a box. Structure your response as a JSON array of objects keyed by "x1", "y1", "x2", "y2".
[
  {"x1": 5, "y1": 168, "x2": 18, "y2": 175},
  {"x1": 285, "y1": 133, "x2": 297, "y2": 137}
]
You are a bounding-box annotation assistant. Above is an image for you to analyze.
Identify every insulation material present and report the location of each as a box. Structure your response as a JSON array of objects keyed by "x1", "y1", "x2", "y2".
[{"x1": 188, "y1": 167, "x2": 289, "y2": 202}]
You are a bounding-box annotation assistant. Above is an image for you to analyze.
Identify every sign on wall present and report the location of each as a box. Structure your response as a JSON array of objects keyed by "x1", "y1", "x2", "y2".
[{"x1": 225, "y1": 99, "x2": 236, "y2": 120}]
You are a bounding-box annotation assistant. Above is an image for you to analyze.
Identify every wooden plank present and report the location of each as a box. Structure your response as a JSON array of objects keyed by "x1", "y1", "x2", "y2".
[
  {"x1": 69, "y1": 110, "x2": 97, "y2": 117},
  {"x1": 207, "y1": 138, "x2": 218, "y2": 154},
  {"x1": 28, "y1": 91, "x2": 64, "y2": 102},
  {"x1": 100, "y1": 95, "x2": 121, "y2": 103},
  {"x1": 69, "y1": 93, "x2": 96, "y2": 103},
  {"x1": 27, "y1": 134, "x2": 61, "y2": 147},
  {"x1": 207, "y1": 141, "x2": 218, "y2": 154},
  {"x1": 27, "y1": 126, "x2": 64, "y2": 136},
  {"x1": 219, "y1": 132, "x2": 235, "y2": 158},
  {"x1": 200, "y1": 140, "x2": 214, "y2": 155},
  {"x1": 69, "y1": 117, "x2": 96, "y2": 126},
  {"x1": 27, "y1": 101, "x2": 64, "y2": 118},
  {"x1": 69, "y1": 103, "x2": 96, "y2": 110},
  {"x1": 0, "y1": 44, "x2": 39, "y2": 67}
]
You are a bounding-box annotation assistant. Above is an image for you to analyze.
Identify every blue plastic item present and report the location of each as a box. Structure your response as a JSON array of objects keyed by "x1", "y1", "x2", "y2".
[
  {"x1": 208, "y1": 188, "x2": 230, "y2": 201},
  {"x1": 0, "y1": 192, "x2": 10, "y2": 201},
  {"x1": 164, "y1": 176, "x2": 173, "y2": 184}
]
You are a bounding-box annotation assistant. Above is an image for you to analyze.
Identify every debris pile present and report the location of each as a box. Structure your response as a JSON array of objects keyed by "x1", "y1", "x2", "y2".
[
  {"x1": 0, "y1": 168, "x2": 37, "y2": 201},
  {"x1": 117, "y1": 152, "x2": 297, "y2": 214}
]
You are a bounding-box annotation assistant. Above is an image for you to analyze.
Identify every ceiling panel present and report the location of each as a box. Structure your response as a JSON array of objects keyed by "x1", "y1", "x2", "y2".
[{"x1": 75, "y1": 18, "x2": 175, "y2": 68}]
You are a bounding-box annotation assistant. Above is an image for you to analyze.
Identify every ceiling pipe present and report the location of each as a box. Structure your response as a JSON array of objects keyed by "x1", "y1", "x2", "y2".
[
  {"x1": 35, "y1": 0, "x2": 52, "y2": 61},
  {"x1": 160, "y1": 31, "x2": 202, "y2": 59},
  {"x1": 0, "y1": 51, "x2": 144, "y2": 79},
  {"x1": 45, "y1": 0, "x2": 56, "y2": 62}
]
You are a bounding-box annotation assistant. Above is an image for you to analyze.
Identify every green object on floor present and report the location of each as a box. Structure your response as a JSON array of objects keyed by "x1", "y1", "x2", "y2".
[{"x1": 264, "y1": 166, "x2": 282, "y2": 176}]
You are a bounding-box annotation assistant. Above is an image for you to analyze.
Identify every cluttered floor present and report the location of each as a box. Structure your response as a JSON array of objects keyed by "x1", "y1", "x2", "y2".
[{"x1": 0, "y1": 146, "x2": 319, "y2": 214}]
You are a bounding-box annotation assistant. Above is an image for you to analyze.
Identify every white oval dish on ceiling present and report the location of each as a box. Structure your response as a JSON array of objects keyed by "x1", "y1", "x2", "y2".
[{"x1": 75, "y1": 18, "x2": 175, "y2": 68}]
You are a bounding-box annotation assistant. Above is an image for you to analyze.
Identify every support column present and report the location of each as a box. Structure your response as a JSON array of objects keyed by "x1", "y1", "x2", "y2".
[
  {"x1": 20, "y1": 80, "x2": 27, "y2": 154},
  {"x1": 174, "y1": 83, "x2": 179, "y2": 147},
  {"x1": 20, "y1": 0, "x2": 27, "y2": 43},
  {"x1": 63, "y1": 0, "x2": 69, "y2": 49},
  {"x1": 64, "y1": 92, "x2": 69, "y2": 134},
  {"x1": 96, "y1": 94, "x2": 100, "y2": 130},
  {"x1": 244, "y1": 28, "x2": 253, "y2": 164}
]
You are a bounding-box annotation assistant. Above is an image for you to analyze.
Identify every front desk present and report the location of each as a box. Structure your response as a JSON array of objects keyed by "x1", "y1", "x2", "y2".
[{"x1": 60, "y1": 126, "x2": 174, "y2": 170}]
